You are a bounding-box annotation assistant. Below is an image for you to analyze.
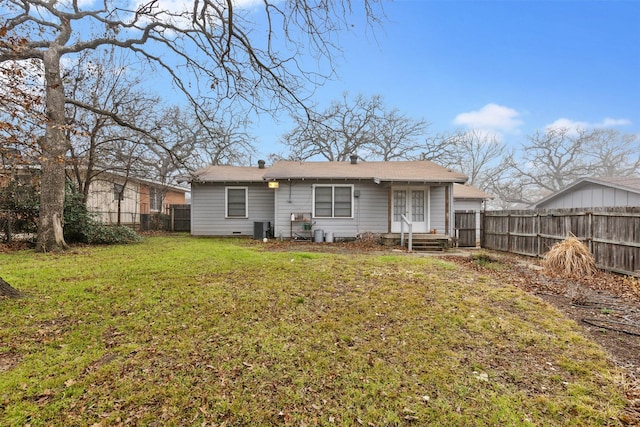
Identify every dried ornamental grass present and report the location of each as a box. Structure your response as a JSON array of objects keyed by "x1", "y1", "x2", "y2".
[{"x1": 543, "y1": 233, "x2": 597, "y2": 279}]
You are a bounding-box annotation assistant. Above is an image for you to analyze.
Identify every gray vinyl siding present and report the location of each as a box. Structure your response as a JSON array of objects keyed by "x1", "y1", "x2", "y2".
[
  {"x1": 454, "y1": 200, "x2": 481, "y2": 212},
  {"x1": 539, "y1": 183, "x2": 640, "y2": 209},
  {"x1": 273, "y1": 180, "x2": 388, "y2": 239},
  {"x1": 429, "y1": 186, "x2": 446, "y2": 234},
  {"x1": 190, "y1": 182, "x2": 274, "y2": 236}
]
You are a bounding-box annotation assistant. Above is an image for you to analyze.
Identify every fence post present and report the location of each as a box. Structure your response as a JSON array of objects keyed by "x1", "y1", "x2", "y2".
[
  {"x1": 536, "y1": 211, "x2": 540, "y2": 258},
  {"x1": 480, "y1": 211, "x2": 484, "y2": 248},
  {"x1": 587, "y1": 211, "x2": 592, "y2": 253},
  {"x1": 507, "y1": 213, "x2": 511, "y2": 252}
]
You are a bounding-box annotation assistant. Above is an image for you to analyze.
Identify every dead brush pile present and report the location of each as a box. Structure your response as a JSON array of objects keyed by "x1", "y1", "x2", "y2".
[
  {"x1": 543, "y1": 234, "x2": 597, "y2": 278},
  {"x1": 543, "y1": 234, "x2": 597, "y2": 304}
]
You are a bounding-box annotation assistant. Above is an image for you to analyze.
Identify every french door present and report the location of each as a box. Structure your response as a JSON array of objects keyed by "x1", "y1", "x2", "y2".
[{"x1": 391, "y1": 187, "x2": 428, "y2": 233}]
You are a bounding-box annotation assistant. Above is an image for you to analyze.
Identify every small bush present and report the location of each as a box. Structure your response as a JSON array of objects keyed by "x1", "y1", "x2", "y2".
[
  {"x1": 86, "y1": 224, "x2": 141, "y2": 245},
  {"x1": 63, "y1": 183, "x2": 140, "y2": 245},
  {"x1": 0, "y1": 176, "x2": 39, "y2": 234},
  {"x1": 64, "y1": 183, "x2": 96, "y2": 243},
  {"x1": 471, "y1": 251, "x2": 497, "y2": 265}
]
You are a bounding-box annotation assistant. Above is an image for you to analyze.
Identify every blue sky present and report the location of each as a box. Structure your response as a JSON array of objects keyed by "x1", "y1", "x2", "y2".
[{"x1": 252, "y1": 0, "x2": 640, "y2": 159}]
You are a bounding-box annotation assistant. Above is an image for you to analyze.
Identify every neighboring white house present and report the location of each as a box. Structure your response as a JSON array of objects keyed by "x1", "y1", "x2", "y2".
[
  {"x1": 530, "y1": 177, "x2": 640, "y2": 210},
  {"x1": 85, "y1": 174, "x2": 188, "y2": 226},
  {"x1": 190, "y1": 157, "x2": 468, "y2": 241}
]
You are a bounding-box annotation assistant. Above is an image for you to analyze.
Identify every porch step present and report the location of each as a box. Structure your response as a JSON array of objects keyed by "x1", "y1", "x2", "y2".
[
  {"x1": 410, "y1": 239, "x2": 447, "y2": 252},
  {"x1": 381, "y1": 233, "x2": 451, "y2": 251}
]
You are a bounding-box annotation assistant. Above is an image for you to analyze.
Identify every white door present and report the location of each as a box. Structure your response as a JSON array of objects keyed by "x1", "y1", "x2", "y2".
[{"x1": 391, "y1": 187, "x2": 428, "y2": 232}]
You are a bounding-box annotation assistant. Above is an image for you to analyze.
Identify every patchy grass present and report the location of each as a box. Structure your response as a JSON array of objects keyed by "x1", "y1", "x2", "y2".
[{"x1": 0, "y1": 236, "x2": 627, "y2": 426}]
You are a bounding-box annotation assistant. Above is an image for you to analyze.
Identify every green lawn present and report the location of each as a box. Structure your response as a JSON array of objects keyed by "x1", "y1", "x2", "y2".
[{"x1": 0, "y1": 236, "x2": 627, "y2": 426}]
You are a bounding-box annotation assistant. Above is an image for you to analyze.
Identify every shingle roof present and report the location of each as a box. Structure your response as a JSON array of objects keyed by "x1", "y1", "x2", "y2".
[
  {"x1": 590, "y1": 176, "x2": 640, "y2": 192},
  {"x1": 191, "y1": 165, "x2": 268, "y2": 182},
  {"x1": 530, "y1": 176, "x2": 640, "y2": 208},
  {"x1": 192, "y1": 160, "x2": 467, "y2": 184},
  {"x1": 453, "y1": 183, "x2": 493, "y2": 200},
  {"x1": 262, "y1": 160, "x2": 467, "y2": 183}
]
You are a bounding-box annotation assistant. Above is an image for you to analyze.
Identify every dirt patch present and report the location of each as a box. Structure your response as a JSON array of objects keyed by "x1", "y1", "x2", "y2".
[
  {"x1": 442, "y1": 252, "x2": 640, "y2": 425},
  {"x1": 255, "y1": 238, "x2": 404, "y2": 255},
  {"x1": 0, "y1": 240, "x2": 32, "y2": 252},
  {"x1": 0, "y1": 352, "x2": 21, "y2": 372},
  {"x1": 443, "y1": 253, "x2": 640, "y2": 370}
]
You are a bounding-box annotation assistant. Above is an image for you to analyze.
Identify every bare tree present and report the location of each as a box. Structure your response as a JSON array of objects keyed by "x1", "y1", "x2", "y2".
[
  {"x1": 0, "y1": 0, "x2": 383, "y2": 251},
  {"x1": 420, "y1": 130, "x2": 505, "y2": 188},
  {"x1": 482, "y1": 161, "x2": 536, "y2": 208},
  {"x1": 513, "y1": 128, "x2": 593, "y2": 193},
  {"x1": 485, "y1": 127, "x2": 640, "y2": 208},
  {"x1": 370, "y1": 109, "x2": 428, "y2": 160},
  {"x1": 148, "y1": 105, "x2": 256, "y2": 176},
  {"x1": 419, "y1": 133, "x2": 460, "y2": 166},
  {"x1": 282, "y1": 93, "x2": 380, "y2": 161},
  {"x1": 584, "y1": 129, "x2": 640, "y2": 177},
  {"x1": 282, "y1": 93, "x2": 426, "y2": 161},
  {"x1": 0, "y1": 59, "x2": 43, "y2": 165},
  {"x1": 64, "y1": 48, "x2": 160, "y2": 204}
]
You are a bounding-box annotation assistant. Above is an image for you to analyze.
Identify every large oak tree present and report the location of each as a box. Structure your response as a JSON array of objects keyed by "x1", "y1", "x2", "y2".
[
  {"x1": 0, "y1": 0, "x2": 382, "y2": 251},
  {"x1": 282, "y1": 93, "x2": 427, "y2": 161}
]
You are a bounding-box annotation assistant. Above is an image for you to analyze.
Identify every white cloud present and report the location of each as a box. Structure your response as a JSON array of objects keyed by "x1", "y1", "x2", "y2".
[
  {"x1": 545, "y1": 117, "x2": 632, "y2": 133},
  {"x1": 599, "y1": 117, "x2": 632, "y2": 127},
  {"x1": 453, "y1": 103, "x2": 523, "y2": 133},
  {"x1": 131, "y1": 0, "x2": 263, "y2": 19},
  {"x1": 545, "y1": 118, "x2": 589, "y2": 132},
  {"x1": 126, "y1": 0, "x2": 265, "y2": 33}
]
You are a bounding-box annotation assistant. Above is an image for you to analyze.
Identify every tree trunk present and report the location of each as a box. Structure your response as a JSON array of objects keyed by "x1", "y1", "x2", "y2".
[
  {"x1": 36, "y1": 48, "x2": 68, "y2": 252},
  {"x1": 0, "y1": 277, "x2": 22, "y2": 298}
]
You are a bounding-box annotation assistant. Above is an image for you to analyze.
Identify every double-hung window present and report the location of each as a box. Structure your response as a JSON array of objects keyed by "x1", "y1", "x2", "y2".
[
  {"x1": 226, "y1": 187, "x2": 248, "y2": 218},
  {"x1": 113, "y1": 183, "x2": 124, "y2": 201},
  {"x1": 149, "y1": 187, "x2": 163, "y2": 212},
  {"x1": 313, "y1": 185, "x2": 353, "y2": 218}
]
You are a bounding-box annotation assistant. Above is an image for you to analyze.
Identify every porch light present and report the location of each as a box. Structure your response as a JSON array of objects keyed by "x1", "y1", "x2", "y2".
[{"x1": 268, "y1": 181, "x2": 279, "y2": 189}]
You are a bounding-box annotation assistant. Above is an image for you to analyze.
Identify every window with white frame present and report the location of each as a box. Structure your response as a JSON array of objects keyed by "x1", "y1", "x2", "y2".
[
  {"x1": 149, "y1": 187, "x2": 163, "y2": 212},
  {"x1": 113, "y1": 183, "x2": 124, "y2": 201},
  {"x1": 313, "y1": 185, "x2": 353, "y2": 218},
  {"x1": 226, "y1": 187, "x2": 248, "y2": 218}
]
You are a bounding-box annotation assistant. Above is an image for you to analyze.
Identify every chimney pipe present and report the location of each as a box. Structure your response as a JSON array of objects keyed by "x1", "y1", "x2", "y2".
[
  {"x1": 258, "y1": 160, "x2": 266, "y2": 169},
  {"x1": 350, "y1": 155, "x2": 358, "y2": 164}
]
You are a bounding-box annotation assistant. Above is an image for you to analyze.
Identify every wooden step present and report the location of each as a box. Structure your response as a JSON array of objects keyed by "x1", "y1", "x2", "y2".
[{"x1": 410, "y1": 239, "x2": 447, "y2": 251}]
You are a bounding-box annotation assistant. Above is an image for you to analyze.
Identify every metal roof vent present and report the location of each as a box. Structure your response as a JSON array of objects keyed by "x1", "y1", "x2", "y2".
[
  {"x1": 258, "y1": 160, "x2": 266, "y2": 169},
  {"x1": 350, "y1": 155, "x2": 358, "y2": 164}
]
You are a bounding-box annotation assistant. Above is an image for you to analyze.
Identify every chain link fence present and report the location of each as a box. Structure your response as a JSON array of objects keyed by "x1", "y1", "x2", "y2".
[{"x1": 1, "y1": 209, "x2": 37, "y2": 243}]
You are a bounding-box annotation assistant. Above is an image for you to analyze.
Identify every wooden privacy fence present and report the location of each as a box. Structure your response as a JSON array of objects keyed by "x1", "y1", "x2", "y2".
[
  {"x1": 482, "y1": 207, "x2": 640, "y2": 277},
  {"x1": 169, "y1": 204, "x2": 191, "y2": 232},
  {"x1": 455, "y1": 210, "x2": 477, "y2": 247}
]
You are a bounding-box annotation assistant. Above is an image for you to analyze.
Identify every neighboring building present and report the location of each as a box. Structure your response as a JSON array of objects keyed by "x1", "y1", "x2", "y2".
[
  {"x1": 0, "y1": 165, "x2": 188, "y2": 227},
  {"x1": 190, "y1": 157, "x2": 468, "y2": 241},
  {"x1": 453, "y1": 183, "x2": 493, "y2": 212},
  {"x1": 530, "y1": 177, "x2": 640, "y2": 210},
  {"x1": 85, "y1": 174, "x2": 188, "y2": 226},
  {"x1": 453, "y1": 183, "x2": 493, "y2": 246}
]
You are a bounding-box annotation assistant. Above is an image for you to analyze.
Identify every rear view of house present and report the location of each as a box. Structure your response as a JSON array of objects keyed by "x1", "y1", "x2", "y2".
[{"x1": 190, "y1": 157, "x2": 467, "y2": 242}]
